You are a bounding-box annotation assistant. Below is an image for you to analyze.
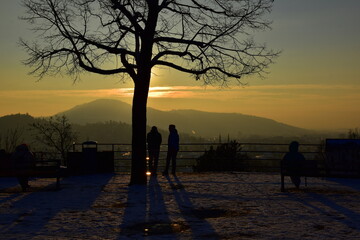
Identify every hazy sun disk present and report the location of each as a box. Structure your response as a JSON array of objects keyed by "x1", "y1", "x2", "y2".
[{"x1": 113, "y1": 86, "x2": 197, "y2": 98}]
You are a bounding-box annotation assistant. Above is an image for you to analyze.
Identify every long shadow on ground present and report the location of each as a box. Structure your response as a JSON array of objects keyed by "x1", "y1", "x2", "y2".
[{"x1": 0, "y1": 174, "x2": 114, "y2": 238}]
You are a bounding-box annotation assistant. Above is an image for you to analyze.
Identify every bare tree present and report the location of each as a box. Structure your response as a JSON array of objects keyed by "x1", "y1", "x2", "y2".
[
  {"x1": 21, "y1": 0, "x2": 279, "y2": 184},
  {"x1": 0, "y1": 127, "x2": 24, "y2": 153},
  {"x1": 348, "y1": 128, "x2": 360, "y2": 139},
  {"x1": 31, "y1": 115, "x2": 77, "y2": 163}
]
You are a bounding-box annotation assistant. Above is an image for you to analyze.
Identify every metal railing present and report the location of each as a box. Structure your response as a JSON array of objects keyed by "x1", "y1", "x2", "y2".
[{"x1": 71, "y1": 142, "x2": 324, "y2": 173}]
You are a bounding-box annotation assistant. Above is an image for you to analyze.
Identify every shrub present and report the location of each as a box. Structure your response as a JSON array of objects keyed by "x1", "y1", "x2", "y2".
[{"x1": 194, "y1": 140, "x2": 248, "y2": 172}]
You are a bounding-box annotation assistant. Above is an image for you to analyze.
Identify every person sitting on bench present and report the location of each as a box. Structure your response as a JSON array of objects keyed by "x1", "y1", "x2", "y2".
[
  {"x1": 11, "y1": 144, "x2": 35, "y2": 191},
  {"x1": 282, "y1": 141, "x2": 305, "y2": 189}
]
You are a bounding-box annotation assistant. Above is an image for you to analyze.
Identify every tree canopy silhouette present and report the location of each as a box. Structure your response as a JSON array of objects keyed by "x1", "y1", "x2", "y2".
[
  {"x1": 31, "y1": 115, "x2": 77, "y2": 163},
  {"x1": 21, "y1": 0, "x2": 279, "y2": 184}
]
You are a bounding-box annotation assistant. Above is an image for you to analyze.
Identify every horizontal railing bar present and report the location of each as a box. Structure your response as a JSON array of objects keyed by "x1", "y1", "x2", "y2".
[
  {"x1": 64, "y1": 142, "x2": 325, "y2": 173},
  {"x1": 72, "y1": 142, "x2": 322, "y2": 146}
]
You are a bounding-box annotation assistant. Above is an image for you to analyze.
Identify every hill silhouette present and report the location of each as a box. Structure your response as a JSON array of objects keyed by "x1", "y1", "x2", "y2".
[
  {"x1": 0, "y1": 113, "x2": 203, "y2": 148},
  {"x1": 0, "y1": 114, "x2": 36, "y2": 150},
  {"x1": 60, "y1": 99, "x2": 310, "y2": 138},
  {"x1": 0, "y1": 113, "x2": 35, "y2": 129},
  {"x1": 0, "y1": 99, "x2": 313, "y2": 149},
  {"x1": 58, "y1": 99, "x2": 132, "y2": 125}
]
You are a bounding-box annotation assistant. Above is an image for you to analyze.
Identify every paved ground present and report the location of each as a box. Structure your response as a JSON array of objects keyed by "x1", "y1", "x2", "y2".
[{"x1": 1, "y1": 172, "x2": 360, "y2": 239}]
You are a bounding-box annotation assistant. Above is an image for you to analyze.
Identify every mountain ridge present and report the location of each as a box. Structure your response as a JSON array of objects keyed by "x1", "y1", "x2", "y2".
[{"x1": 59, "y1": 99, "x2": 311, "y2": 138}]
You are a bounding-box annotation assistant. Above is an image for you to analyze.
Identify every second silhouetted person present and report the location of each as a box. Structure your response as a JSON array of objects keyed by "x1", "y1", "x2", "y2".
[{"x1": 163, "y1": 124, "x2": 179, "y2": 176}]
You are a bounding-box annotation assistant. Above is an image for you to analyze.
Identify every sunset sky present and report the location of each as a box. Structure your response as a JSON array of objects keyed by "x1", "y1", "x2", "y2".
[{"x1": 1, "y1": 0, "x2": 360, "y2": 130}]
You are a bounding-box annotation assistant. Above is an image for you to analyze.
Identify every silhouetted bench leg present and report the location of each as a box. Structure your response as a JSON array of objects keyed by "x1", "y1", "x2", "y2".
[
  {"x1": 56, "y1": 176, "x2": 60, "y2": 190},
  {"x1": 281, "y1": 173, "x2": 285, "y2": 192}
]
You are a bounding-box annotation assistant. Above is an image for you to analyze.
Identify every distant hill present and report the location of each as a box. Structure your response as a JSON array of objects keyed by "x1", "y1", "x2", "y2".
[
  {"x1": 60, "y1": 99, "x2": 311, "y2": 138},
  {"x1": 0, "y1": 113, "x2": 35, "y2": 129},
  {"x1": 0, "y1": 105, "x2": 339, "y2": 149},
  {"x1": 0, "y1": 114, "x2": 36, "y2": 150},
  {"x1": 58, "y1": 99, "x2": 132, "y2": 124},
  {"x1": 0, "y1": 112, "x2": 203, "y2": 149},
  {"x1": 148, "y1": 109, "x2": 310, "y2": 138}
]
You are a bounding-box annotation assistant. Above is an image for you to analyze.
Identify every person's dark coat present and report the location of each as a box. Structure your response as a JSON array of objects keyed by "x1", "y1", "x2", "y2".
[{"x1": 147, "y1": 127, "x2": 162, "y2": 150}]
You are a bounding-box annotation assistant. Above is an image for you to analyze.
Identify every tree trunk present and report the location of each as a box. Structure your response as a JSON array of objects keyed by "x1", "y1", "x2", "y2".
[
  {"x1": 129, "y1": 79, "x2": 150, "y2": 185},
  {"x1": 129, "y1": 1, "x2": 157, "y2": 185}
]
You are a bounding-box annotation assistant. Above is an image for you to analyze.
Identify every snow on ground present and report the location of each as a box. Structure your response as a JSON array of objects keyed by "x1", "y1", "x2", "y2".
[{"x1": 1, "y1": 172, "x2": 360, "y2": 239}]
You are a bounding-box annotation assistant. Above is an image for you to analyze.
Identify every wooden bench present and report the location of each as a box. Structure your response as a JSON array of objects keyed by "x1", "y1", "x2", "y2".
[
  {"x1": 281, "y1": 139, "x2": 360, "y2": 192},
  {"x1": 280, "y1": 160, "x2": 322, "y2": 192},
  {"x1": 280, "y1": 159, "x2": 360, "y2": 192},
  {"x1": 0, "y1": 159, "x2": 66, "y2": 191}
]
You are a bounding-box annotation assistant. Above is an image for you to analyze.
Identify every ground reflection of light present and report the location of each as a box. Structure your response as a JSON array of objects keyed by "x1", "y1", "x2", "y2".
[{"x1": 146, "y1": 157, "x2": 151, "y2": 175}]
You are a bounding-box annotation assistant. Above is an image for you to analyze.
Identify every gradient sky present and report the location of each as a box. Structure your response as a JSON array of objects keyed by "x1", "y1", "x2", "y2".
[{"x1": 1, "y1": 0, "x2": 360, "y2": 130}]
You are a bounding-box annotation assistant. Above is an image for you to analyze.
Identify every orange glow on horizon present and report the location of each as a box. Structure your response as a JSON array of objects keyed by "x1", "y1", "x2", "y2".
[{"x1": 1, "y1": 84, "x2": 360, "y2": 129}]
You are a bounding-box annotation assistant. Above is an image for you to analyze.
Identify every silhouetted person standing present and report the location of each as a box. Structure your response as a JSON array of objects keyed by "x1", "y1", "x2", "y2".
[
  {"x1": 147, "y1": 126, "x2": 162, "y2": 176},
  {"x1": 163, "y1": 124, "x2": 179, "y2": 176},
  {"x1": 282, "y1": 141, "x2": 305, "y2": 189}
]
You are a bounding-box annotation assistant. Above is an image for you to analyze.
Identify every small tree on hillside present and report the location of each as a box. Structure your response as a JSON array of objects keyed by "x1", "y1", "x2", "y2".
[
  {"x1": 0, "y1": 127, "x2": 24, "y2": 153},
  {"x1": 348, "y1": 128, "x2": 360, "y2": 139},
  {"x1": 21, "y1": 0, "x2": 279, "y2": 184},
  {"x1": 31, "y1": 115, "x2": 77, "y2": 163}
]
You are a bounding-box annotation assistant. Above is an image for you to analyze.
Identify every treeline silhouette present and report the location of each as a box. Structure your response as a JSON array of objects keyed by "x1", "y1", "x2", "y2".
[
  {"x1": 0, "y1": 113, "x2": 347, "y2": 153},
  {"x1": 0, "y1": 114, "x2": 204, "y2": 152}
]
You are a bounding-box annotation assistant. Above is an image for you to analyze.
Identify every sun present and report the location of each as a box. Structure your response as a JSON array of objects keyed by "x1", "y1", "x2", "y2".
[{"x1": 148, "y1": 86, "x2": 172, "y2": 98}]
